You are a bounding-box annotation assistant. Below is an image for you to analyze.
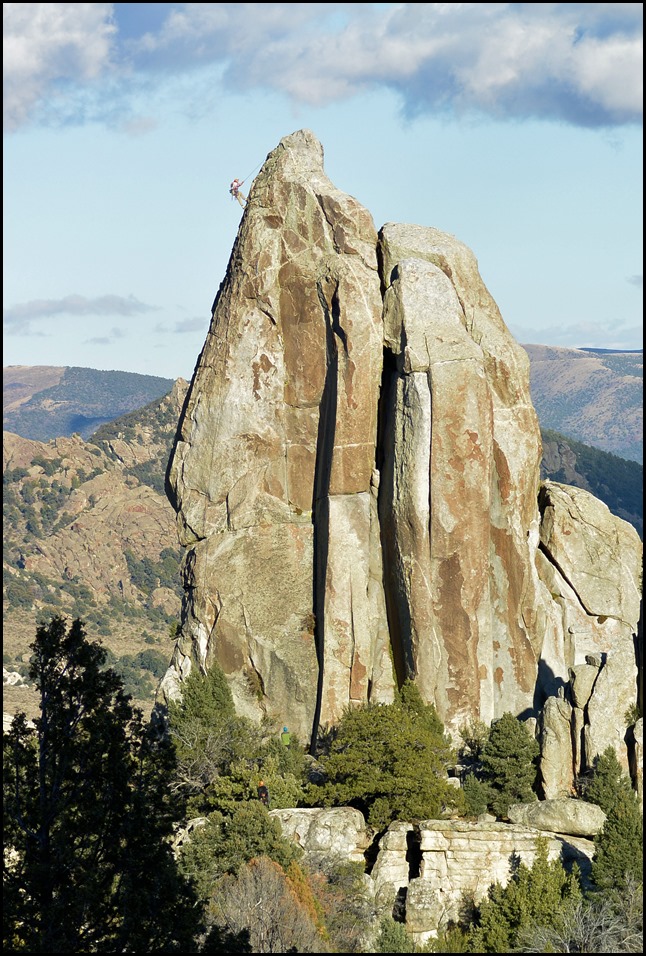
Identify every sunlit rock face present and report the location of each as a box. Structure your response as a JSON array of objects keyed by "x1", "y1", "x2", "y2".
[
  {"x1": 377, "y1": 224, "x2": 547, "y2": 734},
  {"x1": 165, "y1": 129, "x2": 394, "y2": 739},
  {"x1": 164, "y1": 129, "x2": 642, "y2": 770}
]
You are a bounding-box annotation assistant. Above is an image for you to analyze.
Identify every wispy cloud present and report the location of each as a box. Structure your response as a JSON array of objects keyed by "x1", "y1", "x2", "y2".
[
  {"x1": 3, "y1": 3, "x2": 642, "y2": 133},
  {"x1": 4, "y1": 294, "x2": 158, "y2": 332},
  {"x1": 627, "y1": 274, "x2": 643, "y2": 287},
  {"x1": 153, "y1": 317, "x2": 209, "y2": 335},
  {"x1": 84, "y1": 325, "x2": 126, "y2": 345},
  {"x1": 173, "y1": 317, "x2": 208, "y2": 334}
]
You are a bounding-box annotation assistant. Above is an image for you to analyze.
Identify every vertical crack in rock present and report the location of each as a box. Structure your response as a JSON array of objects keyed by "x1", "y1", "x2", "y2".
[
  {"x1": 406, "y1": 827, "x2": 423, "y2": 880},
  {"x1": 377, "y1": 345, "x2": 413, "y2": 687},
  {"x1": 311, "y1": 279, "x2": 340, "y2": 748}
]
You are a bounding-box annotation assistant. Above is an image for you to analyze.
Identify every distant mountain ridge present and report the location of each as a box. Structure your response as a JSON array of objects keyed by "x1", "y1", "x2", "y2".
[
  {"x1": 3, "y1": 351, "x2": 642, "y2": 464},
  {"x1": 3, "y1": 366, "x2": 175, "y2": 442},
  {"x1": 521, "y1": 344, "x2": 643, "y2": 464}
]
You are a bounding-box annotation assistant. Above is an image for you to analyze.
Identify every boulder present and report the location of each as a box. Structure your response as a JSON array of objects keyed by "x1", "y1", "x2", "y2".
[
  {"x1": 269, "y1": 806, "x2": 372, "y2": 866},
  {"x1": 507, "y1": 798, "x2": 606, "y2": 836}
]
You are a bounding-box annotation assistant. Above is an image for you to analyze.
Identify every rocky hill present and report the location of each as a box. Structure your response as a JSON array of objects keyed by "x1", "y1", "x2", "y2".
[
  {"x1": 3, "y1": 365, "x2": 174, "y2": 441},
  {"x1": 522, "y1": 344, "x2": 643, "y2": 464},
  {"x1": 2, "y1": 380, "x2": 189, "y2": 719}
]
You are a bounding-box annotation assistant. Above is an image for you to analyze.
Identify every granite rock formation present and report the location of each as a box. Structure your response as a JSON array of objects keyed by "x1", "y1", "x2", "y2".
[
  {"x1": 164, "y1": 130, "x2": 642, "y2": 775},
  {"x1": 267, "y1": 807, "x2": 597, "y2": 943}
]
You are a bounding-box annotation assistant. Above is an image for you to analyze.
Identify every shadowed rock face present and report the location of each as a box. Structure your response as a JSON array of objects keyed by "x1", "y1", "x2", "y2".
[{"x1": 164, "y1": 130, "x2": 642, "y2": 764}]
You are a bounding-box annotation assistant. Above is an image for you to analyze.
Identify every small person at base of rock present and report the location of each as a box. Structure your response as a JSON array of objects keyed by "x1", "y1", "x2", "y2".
[
  {"x1": 257, "y1": 780, "x2": 270, "y2": 806},
  {"x1": 281, "y1": 725, "x2": 291, "y2": 748}
]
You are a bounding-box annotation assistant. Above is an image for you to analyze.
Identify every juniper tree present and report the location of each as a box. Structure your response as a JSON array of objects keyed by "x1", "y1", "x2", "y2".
[
  {"x1": 307, "y1": 680, "x2": 463, "y2": 829},
  {"x1": 591, "y1": 785, "x2": 643, "y2": 894},
  {"x1": 3, "y1": 615, "x2": 198, "y2": 953},
  {"x1": 581, "y1": 745, "x2": 643, "y2": 899},
  {"x1": 583, "y1": 745, "x2": 636, "y2": 814},
  {"x1": 467, "y1": 838, "x2": 582, "y2": 953},
  {"x1": 479, "y1": 712, "x2": 539, "y2": 818},
  {"x1": 167, "y1": 660, "x2": 308, "y2": 815}
]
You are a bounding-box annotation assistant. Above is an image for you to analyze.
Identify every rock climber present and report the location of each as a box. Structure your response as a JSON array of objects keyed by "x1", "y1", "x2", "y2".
[{"x1": 230, "y1": 178, "x2": 247, "y2": 207}]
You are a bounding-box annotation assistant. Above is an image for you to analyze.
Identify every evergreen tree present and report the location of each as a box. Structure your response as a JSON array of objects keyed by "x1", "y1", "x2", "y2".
[
  {"x1": 581, "y1": 745, "x2": 643, "y2": 900},
  {"x1": 467, "y1": 838, "x2": 582, "y2": 953},
  {"x1": 373, "y1": 915, "x2": 416, "y2": 952},
  {"x1": 591, "y1": 786, "x2": 643, "y2": 894},
  {"x1": 462, "y1": 772, "x2": 491, "y2": 818},
  {"x1": 307, "y1": 681, "x2": 463, "y2": 829},
  {"x1": 516, "y1": 876, "x2": 643, "y2": 954},
  {"x1": 167, "y1": 661, "x2": 307, "y2": 814},
  {"x1": 583, "y1": 745, "x2": 636, "y2": 814},
  {"x1": 479, "y1": 712, "x2": 539, "y2": 818},
  {"x1": 3, "y1": 615, "x2": 198, "y2": 953},
  {"x1": 178, "y1": 800, "x2": 302, "y2": 902}
]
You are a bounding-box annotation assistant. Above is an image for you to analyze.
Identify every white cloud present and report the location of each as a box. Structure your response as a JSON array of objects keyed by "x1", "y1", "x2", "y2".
[
  {"x1": 3, "y1": 3, "x2": 643, "y2": 131},
  {"x1": 3, "y1": 3, "x2": 116, "y2": 132},
  {"x1": 4, "y1": 294, "x2": 158, "y2": 331}
]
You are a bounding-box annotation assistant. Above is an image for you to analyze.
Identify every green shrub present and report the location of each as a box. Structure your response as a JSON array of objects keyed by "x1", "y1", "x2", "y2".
[
  {"x1": 582, "y1": 746, "x2": 635, "y2": 814},
  {"x1": 178, "y1": 801, "x2": 301, "y2": 903},
  {"x1": 462, "y1": 773, "x2": 491, "y2": 818},
  {"x1": 307, "y1": 681, "x2": 463, "y2": 829},
  {"x1": 373, "y1": 915, "x2": 416, "y2": 952}
]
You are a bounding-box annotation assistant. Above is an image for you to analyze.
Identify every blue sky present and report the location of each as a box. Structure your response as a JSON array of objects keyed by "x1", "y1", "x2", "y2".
[{"x1": 3, "y1": 3, "x2": 643, "y2": 381}]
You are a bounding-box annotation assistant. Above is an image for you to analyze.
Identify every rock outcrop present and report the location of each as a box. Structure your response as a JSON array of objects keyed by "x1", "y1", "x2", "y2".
[
  {"x1": 269, "y1": 807, "x2": 597, "y2": 942},
  {"x1": 164, "y1": 129, "x2": 642, "y2": 774},
  {"x1": 269, "y1": 806, "x2": 372, "y2": 867}
]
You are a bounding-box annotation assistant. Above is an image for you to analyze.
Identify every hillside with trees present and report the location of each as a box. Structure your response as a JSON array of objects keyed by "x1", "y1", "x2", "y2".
[
  {"x1": 3, "y1": 381, "x2": 189, "y2": 718},
  {"x1": 3, "y1": 365, "x2": 174, "y2": 442},
  {"x1": 522, "y1": 345, "x2": 643, "y2": 464},
  {"x1": 540, "y1": 429, "x2": 643, "y2": 538}
]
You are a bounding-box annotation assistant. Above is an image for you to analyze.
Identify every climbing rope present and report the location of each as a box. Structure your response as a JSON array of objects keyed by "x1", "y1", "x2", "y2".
[{"x1": 240, "y1": 159, "x2": 264, "y2": 184}]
